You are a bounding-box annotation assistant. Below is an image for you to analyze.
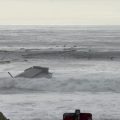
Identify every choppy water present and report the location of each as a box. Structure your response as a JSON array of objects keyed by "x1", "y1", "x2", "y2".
[
  {"x1": 1, "y1": 60, "x2": 120, "y2": 93},
  {"x1": 0, "y1": 26, "x2": 120, "y2": 120}
]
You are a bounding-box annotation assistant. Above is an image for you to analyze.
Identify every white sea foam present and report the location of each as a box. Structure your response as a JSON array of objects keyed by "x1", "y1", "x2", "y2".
[{"x1": 0, "y1": 73, "x2": 120, "y2": 93}]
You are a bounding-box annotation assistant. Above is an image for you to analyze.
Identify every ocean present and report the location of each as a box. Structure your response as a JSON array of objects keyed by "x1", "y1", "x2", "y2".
[{"x1": 0, "y1": 25, "x2": 120, "y2": 120}]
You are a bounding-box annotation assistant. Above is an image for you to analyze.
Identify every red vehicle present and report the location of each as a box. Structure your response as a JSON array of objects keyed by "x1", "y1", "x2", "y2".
[{"x1": 63, "y1": 109, "x2": 92, "y2": 120}]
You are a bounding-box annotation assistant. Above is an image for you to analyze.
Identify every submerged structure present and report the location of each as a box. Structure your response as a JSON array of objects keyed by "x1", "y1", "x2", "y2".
[{"x1": 15, "y1": 66, "x2": 52, "y2": 78}]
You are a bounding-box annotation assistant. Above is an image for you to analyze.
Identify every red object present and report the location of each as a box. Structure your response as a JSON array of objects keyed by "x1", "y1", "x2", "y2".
[{"x1": 63, "y1": 110, "x2": 92, "y2": 120}]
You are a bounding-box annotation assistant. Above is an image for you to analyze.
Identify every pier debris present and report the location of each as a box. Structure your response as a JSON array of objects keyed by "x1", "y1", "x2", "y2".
[{"x1": 15, "y1": 66, "x2": 52, "y2": 78}]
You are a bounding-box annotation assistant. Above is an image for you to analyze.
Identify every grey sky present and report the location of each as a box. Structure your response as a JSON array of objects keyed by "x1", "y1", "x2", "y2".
[{"x1": 0, "y1": 0, "x2": 120, "y2": 25}]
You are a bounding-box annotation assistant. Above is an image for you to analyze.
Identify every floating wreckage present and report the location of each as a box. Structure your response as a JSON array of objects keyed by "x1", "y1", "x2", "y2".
[
  {"x1": 8, "y1": 66, "x2": 52, "y2": 78},
  {"x1": 63, "y1": 109, "x2": 92, "y2": 120}
]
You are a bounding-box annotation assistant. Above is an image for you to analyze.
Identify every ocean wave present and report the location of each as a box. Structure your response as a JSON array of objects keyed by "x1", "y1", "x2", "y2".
[
  {"x1": 1, "y1": 48, "x2": 120, "y2": 63},
  {"x1": 0, "y1": 75, "x2": 120, "y2": 93}
]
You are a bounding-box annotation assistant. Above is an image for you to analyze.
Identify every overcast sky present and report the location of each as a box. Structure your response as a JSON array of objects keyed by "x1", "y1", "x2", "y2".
[{"x1": 0, "y1": 0, "x2": 120, "y2": 25}]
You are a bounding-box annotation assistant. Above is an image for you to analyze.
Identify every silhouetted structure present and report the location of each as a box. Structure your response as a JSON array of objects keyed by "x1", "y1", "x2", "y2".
[{"x1": 63, "y1": 109, "x2": 92, "y2": 120}]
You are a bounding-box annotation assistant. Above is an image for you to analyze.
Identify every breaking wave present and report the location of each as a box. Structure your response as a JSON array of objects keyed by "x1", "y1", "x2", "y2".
[
  {"x1": 0, "y1": 75, "x2": 120, "y2": 93},
  {"x1": 1, "y1": 48, "x2": 120, "y2": 63}
]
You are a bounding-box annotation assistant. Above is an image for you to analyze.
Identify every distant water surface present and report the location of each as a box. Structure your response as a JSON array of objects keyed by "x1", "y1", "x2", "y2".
[{"x1": 0, "y1": 25, "x2": 120, "y2": 50}]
